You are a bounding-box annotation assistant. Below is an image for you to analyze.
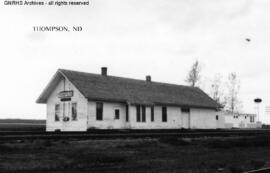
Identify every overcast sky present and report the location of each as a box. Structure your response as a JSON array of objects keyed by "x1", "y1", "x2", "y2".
[{"x1": 0, "y1": 0, "x2": 269, "y2": 123}]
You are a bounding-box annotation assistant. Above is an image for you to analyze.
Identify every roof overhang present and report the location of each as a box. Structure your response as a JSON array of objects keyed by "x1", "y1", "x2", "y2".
[
  {"x1": 87, "y1": 97, "x2": 128, "y2": 104},
  {"x1": 36, "y1": 70, "x2": 65, "y2": 104},
  {"x1": 86, "y1": 98, "x2": 220, "y2": 110},
  {"x1": 154, "y1": 102, "x2": 220, "y2": 110}
]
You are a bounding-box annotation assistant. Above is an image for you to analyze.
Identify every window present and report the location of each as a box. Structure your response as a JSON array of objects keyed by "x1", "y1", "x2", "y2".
[
  {"x1": 250, "y1": 116, "x2": 255, "y2": 123},
  {"x1": 136, "y1": 105, "x2": 141, "y2": 122},
  {"x1": 136, "y1": 105, "x2": 147, "y2": 122},
  {"x1": 55, "y1": 104, "x2": 60, "y2": 121},
  {"x1": 96, "y1": 102, "x2": 103, "y2": 120},
  {"x1": 151, "y1": 106, "x2": 154, "y2": 122},
  {"x1": 216, "y1": 115, "x2": 219, "y2": 120},
  {"x1": 126, "y1": 105, "x2": 129, "y2": 122},
  {"x1": 142, "y1": 106, "x2": 146, "y2": 122},
  {"x1": 162, "y1": 106, "x2": 167, "y2": 122},
  {"x1": 72, "y1": 103, "x2": 77, "y2": 121},
  {"x1": 181, "y1": 108, "x2": 190, "y2": 113},
  {"x1": 115, "y1": 109, "x2": 120, "y2": 119}
]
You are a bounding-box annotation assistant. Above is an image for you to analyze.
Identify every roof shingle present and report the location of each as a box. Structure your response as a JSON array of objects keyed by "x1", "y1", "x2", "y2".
[{"x1": 52, "y1": 69, "x2": 221, "y2": 109}]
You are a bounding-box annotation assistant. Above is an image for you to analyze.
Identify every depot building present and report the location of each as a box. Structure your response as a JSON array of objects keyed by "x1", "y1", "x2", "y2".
[{"x1": 36, "y1": 67, "x2": 223, "y2": 131}]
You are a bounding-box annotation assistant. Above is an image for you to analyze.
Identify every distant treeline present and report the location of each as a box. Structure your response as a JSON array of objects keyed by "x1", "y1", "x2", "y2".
[
  {"x1": 0, "y1": 119, "x2": 46, "y2": 131},
  {"x1": 0, "y1": 119, "x2": 45, "y2": 124}
]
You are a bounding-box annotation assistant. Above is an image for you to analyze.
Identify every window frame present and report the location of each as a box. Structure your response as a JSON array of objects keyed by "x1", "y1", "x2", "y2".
[
  {"x1": 126, "y1": 104, "x2": 129, "y2": 122},
  {"x1": 181, "y1": 108, "x2": 190, "y2": 113},
  {"x1": 151, "y1": 106, "x2": 154, "y2": 122},
  {"x1": 250, "y1": 116, "x2": 254, "y2": 123},
  {"x1": 96, "y1": 102, "x2": 103, "y2": 121},
  {"x1": 114, "y1": 109, "x2": 120, "y2": 120},
  {"x1": 162, "y1": 106, "x2": 167, "y2": 122},
  {"x1": 71, "y1": 102, "x2": 77, "y2": 121},
  {"x1": 136, "y1": 105, "x2": 141, "y2": 122},
  {"x1": 142, "y1": 106, "x2": 146, "y2": 122},
  {"x1": 55, "y1": 104, "x2": 60, "y2": 122}
]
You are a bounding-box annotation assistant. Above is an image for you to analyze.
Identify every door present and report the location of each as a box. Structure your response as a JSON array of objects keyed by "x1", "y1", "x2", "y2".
[
  {"x1": 181, "y1": 111, "x2": 190, "y2": 129},
  {"x1": 61, "y1": 102, "x2": 71, "y2": 131}
]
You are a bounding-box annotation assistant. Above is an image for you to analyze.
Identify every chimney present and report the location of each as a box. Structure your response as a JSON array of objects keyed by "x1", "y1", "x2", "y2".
[
  {"x1": 146, "y1": 75, "x2": 151, "y2": 82},
  {"x1": 101, "y1": 67, "x2": 107, "y2": 76}
]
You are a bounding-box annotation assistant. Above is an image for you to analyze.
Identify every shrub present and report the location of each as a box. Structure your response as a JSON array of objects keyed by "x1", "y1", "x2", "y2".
[
  {"x1": 159, "y1": 136, "x2": 192, "y2": 146},
  {"x1": 0, "y1": 144, "x2": 14, "y2": 152},
  {"x1": 32, "y1": 139, "x2": 52, "y2": 148},
  {"x1": 252, "y1": 135, "x2": 270, "y2": 147},
  {"x1": 250, "y1": 160, "x2": 266, "y2": 169},
  {"x1": 55, "y1": 129, "x2": 61, "y2": 133},
  {"x1": 60, "y1": 140, "x2": 69, "y2": 145},
  {"x1": 43, "y1": 140, "x2": 52, "y2": 147},
  {"x1": 207, "y1": 135, "x2": 270, "y2": 149},
  {"x1": 230, "y1": 165, "x2": 244, "y2": 173}
]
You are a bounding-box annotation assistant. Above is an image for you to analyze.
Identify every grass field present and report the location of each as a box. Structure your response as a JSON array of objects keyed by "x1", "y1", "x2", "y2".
[
  {"x1": 0, "y1": 135, "x2": 270, "y2": 173},
  {"x1": 0, "y1": 119, "x2": 45, "y2": 131}
]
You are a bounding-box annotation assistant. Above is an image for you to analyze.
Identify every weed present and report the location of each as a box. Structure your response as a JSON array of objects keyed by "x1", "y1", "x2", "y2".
[
  {"x1": 207, "y1": 135, "x2": 270, "y2": 149},
  {"x1": 250, "y1": 160, "x2": 266, "y2": 169},
  {"x1": 0, "y1": 144, "x2": 14, "y2": 152},
  {"x1": 159, "y1": 136, "x2": 192, "y2": 146}
]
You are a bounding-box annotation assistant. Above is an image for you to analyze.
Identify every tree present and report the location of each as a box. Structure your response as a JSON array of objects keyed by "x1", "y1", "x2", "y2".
[
  {"x1": 210, "y1": 74, "x2": 226, "y2": 106},
  {"x1": 185, "y1": 60, "x2": 201, "y2": 87},
  {"x1": 225, "y1": 72, "x2": 241, "y2": 113}
]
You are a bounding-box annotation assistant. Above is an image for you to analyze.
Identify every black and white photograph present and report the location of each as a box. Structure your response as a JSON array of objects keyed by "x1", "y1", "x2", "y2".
[{"x1": 0, "y1": 0, "x2": 270, "y2": 172}]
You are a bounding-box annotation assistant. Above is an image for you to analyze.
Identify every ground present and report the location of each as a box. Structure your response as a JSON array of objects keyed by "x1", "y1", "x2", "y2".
[{"x1": 0, "y1": 135, "x2": 270, "y2": 173}]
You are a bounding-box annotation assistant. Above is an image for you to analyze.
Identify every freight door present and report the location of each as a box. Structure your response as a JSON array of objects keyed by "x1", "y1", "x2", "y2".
[{"x1": 181, "y1": 108, "x2": 190, "y2": 129}]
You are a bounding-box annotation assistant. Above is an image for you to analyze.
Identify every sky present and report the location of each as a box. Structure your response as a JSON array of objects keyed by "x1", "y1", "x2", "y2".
[{"x1": 0, "y1": 0, "x2": 269, "y2": 123}]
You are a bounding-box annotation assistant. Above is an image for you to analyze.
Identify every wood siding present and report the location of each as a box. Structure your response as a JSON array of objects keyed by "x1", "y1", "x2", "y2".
[
  {"x1": 46, "y1": 77, "x2": 223, "y2": 131},
  {"x1": 46, "y1": 78, "x2": 88, "y2": 131}
]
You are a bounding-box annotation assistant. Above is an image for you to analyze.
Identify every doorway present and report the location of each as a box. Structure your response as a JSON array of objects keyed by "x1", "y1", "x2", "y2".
[{"x1": 181, "y1": 108, "x2": 190, "y2": 129}]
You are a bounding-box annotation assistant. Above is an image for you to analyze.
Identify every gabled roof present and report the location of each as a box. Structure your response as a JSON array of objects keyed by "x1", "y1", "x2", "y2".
[{"x1": 37, "y1": 69, "x2": 222, "y2": 109}]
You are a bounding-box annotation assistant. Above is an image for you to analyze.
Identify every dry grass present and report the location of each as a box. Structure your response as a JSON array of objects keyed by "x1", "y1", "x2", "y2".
[{"x1": 0, "y1": 136, "x2": 270, "y2": 173}]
